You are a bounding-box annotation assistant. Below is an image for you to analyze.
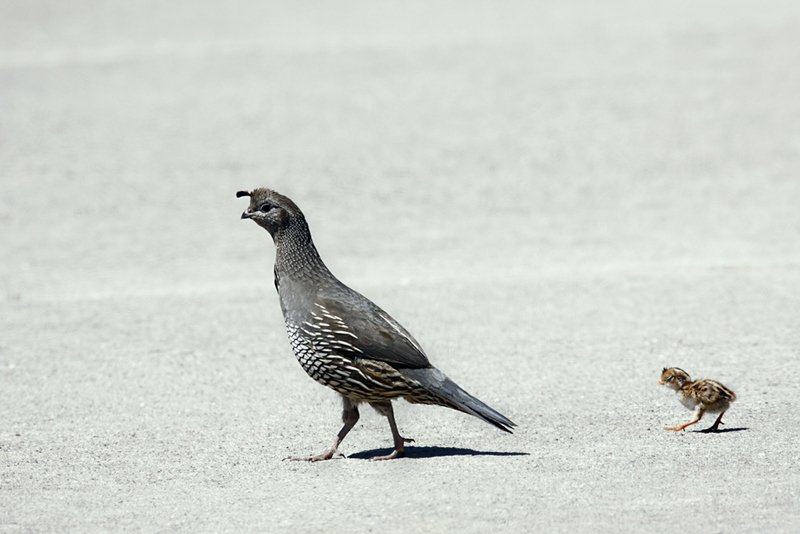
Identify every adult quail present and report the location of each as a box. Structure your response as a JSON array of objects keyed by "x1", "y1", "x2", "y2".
[
  {"x1": 238, "y1": 188, "x2": 515, "y2": 461},
  {"x1": 659, "y1": 367, "x2": 737, "y2": 432}
]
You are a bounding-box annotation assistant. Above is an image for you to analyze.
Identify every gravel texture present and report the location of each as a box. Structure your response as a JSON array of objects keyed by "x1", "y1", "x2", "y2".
[{"x1": 2, "y1": 1, "x2": 799, "y2": 532}]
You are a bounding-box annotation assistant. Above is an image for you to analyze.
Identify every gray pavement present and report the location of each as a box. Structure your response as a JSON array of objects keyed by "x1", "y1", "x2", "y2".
[{"x1": 2, "y1": 1, "x2": 800, "y2": 532}]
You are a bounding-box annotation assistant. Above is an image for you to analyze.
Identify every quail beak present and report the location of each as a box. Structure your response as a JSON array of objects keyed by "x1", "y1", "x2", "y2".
[{"x1": 241, "y1": 208, "x2": 255, "y2": 219}]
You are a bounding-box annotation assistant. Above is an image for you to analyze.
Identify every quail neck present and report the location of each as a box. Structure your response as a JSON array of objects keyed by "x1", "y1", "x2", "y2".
[
  {"x1": 269, "y1": 212, "x2": 340, "y2": 326},
  {"x1": 267, "y1": 209, "x2": 330, "y2": 283},
  {"x1": 274, "y1": 221, "x2": 333, "y2": 285}
]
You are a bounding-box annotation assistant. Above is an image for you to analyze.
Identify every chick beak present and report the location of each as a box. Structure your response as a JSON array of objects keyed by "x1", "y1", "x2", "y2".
[
  {"x1": 658, "y1": 380, "x2": 665, "y2": 385},
  {"x1": 241, "y1": 208, "x2": 255, "y2": 219}
]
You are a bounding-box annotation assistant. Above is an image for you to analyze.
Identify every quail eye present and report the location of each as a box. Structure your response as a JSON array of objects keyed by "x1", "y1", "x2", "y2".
[{"x1": 260, "y1": 203, "x2": 273, "y2": 212}]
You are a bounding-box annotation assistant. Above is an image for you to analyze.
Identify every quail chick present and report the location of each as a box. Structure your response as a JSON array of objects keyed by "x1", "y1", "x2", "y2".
[
  {"x1": 237, "y1": 188, "x2": 515, "y2": 461},
  {"x1": 659, "y1": 367, "x2": 736, "y2": 432}
]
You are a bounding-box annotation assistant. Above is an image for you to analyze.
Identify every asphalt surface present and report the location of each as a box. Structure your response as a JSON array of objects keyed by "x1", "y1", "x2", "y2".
[{"x1": 2, "y1": 1, "x2": 799, "y2": 532}]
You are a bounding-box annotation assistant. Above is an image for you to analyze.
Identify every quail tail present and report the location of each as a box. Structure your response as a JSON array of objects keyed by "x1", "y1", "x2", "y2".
[{"x1": 400, "y1": 368, "x2": 515, "y2": 433}]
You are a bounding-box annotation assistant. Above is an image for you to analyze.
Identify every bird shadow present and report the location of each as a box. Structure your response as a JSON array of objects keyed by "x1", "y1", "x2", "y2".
[
  {"x1": 694, "y1": 427, "x2": 748, "y2": 434},
  {"x1": 348, "y1": 446, "x2": 529, "y2": 460}
]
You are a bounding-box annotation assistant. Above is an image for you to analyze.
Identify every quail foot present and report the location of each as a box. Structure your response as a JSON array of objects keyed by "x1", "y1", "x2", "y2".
[{"x1": 238, "y1": 188, "x2": 515, "y2": 461}]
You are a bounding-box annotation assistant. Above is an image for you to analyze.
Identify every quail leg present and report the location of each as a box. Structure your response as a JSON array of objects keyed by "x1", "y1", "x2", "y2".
[
  {"x1": 288, "y1": 397, "x2": 359, "y2": 461},
  {"x1": 369, "y1": 401, "x2": 414, "y2": 461}
]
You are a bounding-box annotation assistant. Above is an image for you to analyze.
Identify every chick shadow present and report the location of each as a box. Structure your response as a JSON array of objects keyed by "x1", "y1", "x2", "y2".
[
  {"x1": 348, "y1": 446, "x2": 530, "y2": 460},
  {"x1": 695, "y1": 427, "x2": 748, "y2": 434}
]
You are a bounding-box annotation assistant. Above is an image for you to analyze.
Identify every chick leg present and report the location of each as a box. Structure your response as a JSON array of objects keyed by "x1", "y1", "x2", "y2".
[
  {"x1": 666, "y1": 406, "x2": 705, "y2": 432},
  {"x1": 289, "y1": 395, "x2": 359, "y2": 461},
  {"x1": 665, "y1": 420, "x2": 699, "y2": 431},
  {"x1": 368, "y1": 401, "x2": 415, "y2": 461},
  {"x1": 704, "y1": 410, "x2": 727, "y2": 432}
]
